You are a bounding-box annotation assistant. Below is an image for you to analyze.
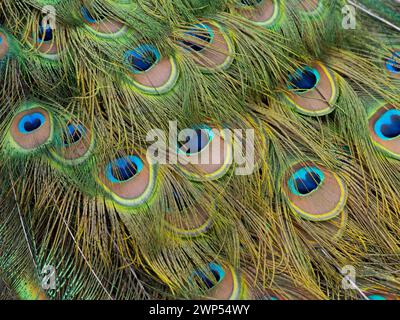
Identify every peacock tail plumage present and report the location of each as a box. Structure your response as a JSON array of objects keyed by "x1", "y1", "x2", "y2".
[{"x1": 0, "y1": 0, "x2": 399, "y2": 300}]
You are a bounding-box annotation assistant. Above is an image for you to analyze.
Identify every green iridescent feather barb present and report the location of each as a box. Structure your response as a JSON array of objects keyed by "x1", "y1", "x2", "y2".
[{"x1": 0, "y1": 0, "x2": 399, "y2": 300}]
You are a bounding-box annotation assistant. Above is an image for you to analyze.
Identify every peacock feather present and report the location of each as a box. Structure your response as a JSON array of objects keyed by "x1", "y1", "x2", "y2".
[{"x1": 0, "y1": 0, "x2": 399, "y2": 300}]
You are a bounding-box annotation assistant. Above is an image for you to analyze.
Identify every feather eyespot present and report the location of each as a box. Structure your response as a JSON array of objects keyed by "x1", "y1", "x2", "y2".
[
  {"x1": 106, "y1": 156, "x2": 143, "y2": 183},
  {"x1": 63, "y1": 123, "x2": 85, "y2": 146},
  {"x1": 179, "y1": 22, "x2": 234, "y2": 72},
  {"x1": 178, "y1": 127, "x2": 213, "y2": 155},
  {"x1": 10, "y1": 105, "x2": 53, "y2": 152},
  {"x1": 177, "y1": 126, "x2": 233, "y2": 181},
  {"x1": 37, "y1": 22, "x2": 53, "y2": 42},
  {"x1": 369, "y1": 104, "x2": 400, "y2": 159},
  {"x1": 296, "y1": 211, "x2": 347, "y2": 246},
  {"x1": 81, "y1": 7, "x2": 103, "y2": 23},
  {"x1": 18, "y1": 112, "x2": 46, "y2": 134},
  {"x1": 124, "y1": 45, "x2": 179, "y2": 94},
  {"x1": 385, "y1": 51, "x2": 400, "y2": 79},
  {"x1": 0, "y1": 32, "x2": 10, "y2": 60},
  {"x1": 193, "y1": 263, "x2": 225, "y2": 290},
  {"x1": 288, "y1": 66, "x2": 320, "y2": 93},
  {"x1": 51, "y1": 122, "x2": 94, "y2": 165},
  {"x1": 81, "y1": 6, "x2": 127, "y2": 38},
  {"x1": 235, "y1": 0, "x2": 282, "y2": 27},
  {"x1": 98, "y1": 154, "x2": 157, "y2": 207},
  {"x1": 30, "y1": 20, "x2": 59, "y2": 59},
  {"x1": 364, "y1": 289, "x2": 399, "y2": 301},
  {"x1": 368, "y1": 294, "x2": 386, "y2": 300},
  {"x1": 376, "y1": 111, "x2": 400, "y2": 140},
  {"x1": 164, "y1": 185, "x2": 213, "y2": 237},
  {"x1": 125, "y1": 45, "x2": 160, "y2": 74},
  {"x1": 288, "y1": 166, "x2": 324, "y2": 196},
  {"x1": 191, "y1": 263, "x2": 241, "y2": 299},
  {"x1": 286, "y1": 62, "x2": 338, "y2": 116},
  {"x1": 180, "y1": 23, "x2": 214, "y2": 53},
  {"x1": 282, "y1": 162, "x2": 347, "y2": 221}
]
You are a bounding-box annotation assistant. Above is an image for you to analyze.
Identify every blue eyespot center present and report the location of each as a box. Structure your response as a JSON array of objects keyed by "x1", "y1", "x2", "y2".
[
  {"x1": 106, "y1": 155, "x2": 144, "y2": 183},
  {"x1": 288, "y1": 166, "x2": 324, "y2": 196},
  {"x1": 125, "y1": 45, "x2": 161, "y2": 74},
  {"x1": 385, "y1": 51, "x2": 400, "y2": 74},
  {"x1": 63, "y1": 124, "x2": 85, "y2": 145},
  {"x1": 368, "y1": 294, "x2": 386, "y2": 301},
  {"x1": 288, "y1": 66, "x2": 320, "y2": 93},
  {"x1": 38, "y1": 21, "x2": 53, "y2": 42},
  {"x1": 81, "y1": 7, "x2": 105, "y2": 23},
  {"x1": 18, "y1": 112, "x2": 46, "y2": 134},
  {"x1": 193, "y1": 263, "x2": 225, "y2": 290},
  {"x1": 181, "y1": 23, "x2": 214, "y2": 52},
  {"x1": 374, "y1": 109, "x2": 400, "y2": 141},
  {"x1": 178, "y1": 127, "x2": 214, "y2": 155}
]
